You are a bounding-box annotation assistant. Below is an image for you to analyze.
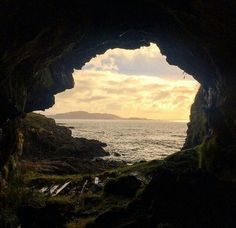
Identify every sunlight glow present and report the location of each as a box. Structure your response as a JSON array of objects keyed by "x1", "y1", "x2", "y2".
[{"x1": 43, "y1": 43, "x2": 199, "y2": 120}]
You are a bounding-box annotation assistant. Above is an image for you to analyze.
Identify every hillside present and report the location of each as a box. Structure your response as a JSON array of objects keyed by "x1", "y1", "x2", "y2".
[{"x1": 48, "y1": 111, "x2": 149, "y2": 120}]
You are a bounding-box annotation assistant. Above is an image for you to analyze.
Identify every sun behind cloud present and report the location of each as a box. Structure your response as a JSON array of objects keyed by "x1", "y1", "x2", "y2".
[{"x1": 42, "y1": 43, "x2": 199, "y2": 120}]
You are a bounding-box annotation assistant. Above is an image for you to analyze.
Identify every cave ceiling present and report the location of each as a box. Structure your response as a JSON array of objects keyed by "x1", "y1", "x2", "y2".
[{"x1": 0, "y1": 1, "x2": 235, "y2": 122}]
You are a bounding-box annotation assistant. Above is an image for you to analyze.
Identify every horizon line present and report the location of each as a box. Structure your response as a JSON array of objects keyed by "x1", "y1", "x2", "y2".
[{"x1": 37, "y1": 110, "x2": 189, "y2": 122}]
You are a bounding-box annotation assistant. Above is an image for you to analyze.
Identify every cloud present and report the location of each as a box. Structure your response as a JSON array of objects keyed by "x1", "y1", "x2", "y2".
[
  {"x1": 42, "y1": 68, "x2": 199, "y2": 120},
  {"x1": 39, "y1": 44, "x2": 200, "y2": 120},
  {"x1": 77, "y1": 95, "x2": 107, "y2": 103},
  {"x1": 83, "y1": 43, "x2": 192, "y2": 80}
]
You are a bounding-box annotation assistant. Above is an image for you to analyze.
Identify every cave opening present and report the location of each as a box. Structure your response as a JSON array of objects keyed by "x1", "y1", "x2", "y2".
[
  {"x1": 1, "y1": 2, "x2": 235, "y2": 227},
  {"x1": 39, "y1": 43, "x2": 199, "y2": 163}
]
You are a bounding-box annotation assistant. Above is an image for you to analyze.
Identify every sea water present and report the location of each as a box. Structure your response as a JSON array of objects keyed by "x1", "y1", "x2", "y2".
[{"x1": 55, "y1": 119, "x2": 188, "y2": 163}]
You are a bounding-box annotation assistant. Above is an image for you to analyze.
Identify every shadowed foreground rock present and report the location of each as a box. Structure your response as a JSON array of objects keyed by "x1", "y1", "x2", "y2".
[
  {"x1": 20, "y1": 113, "x2": 126, "y2": 174},
  {"x1": 22, "y1": 113, "x2": 109, "y2": 160},
  {"x1": 89, "y1": 169, "x2": 236, "y2": 228},
  {"x1": 104, "y1": 175, "x2": 141, "y2": 198}
]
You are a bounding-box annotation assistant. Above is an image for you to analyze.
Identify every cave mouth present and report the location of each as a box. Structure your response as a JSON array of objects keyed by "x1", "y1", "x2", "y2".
[
  {"x1": 42, "y1": 43, "x2": 199, "y2": 163},
  {"x1": 1, "y1": 2, "x2": 235, "y2": 227}
]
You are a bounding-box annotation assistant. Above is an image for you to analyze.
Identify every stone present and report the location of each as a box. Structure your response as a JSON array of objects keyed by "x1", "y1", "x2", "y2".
[
  {"x1": 113, "y1": 152, "x2": 121, "y2": 157},
  {"x1": 22, "y1": 113, "x2": 109, "y2": 161},
  {"x1": 104, "y1": 175, "x2": 141, "y2": 197}
]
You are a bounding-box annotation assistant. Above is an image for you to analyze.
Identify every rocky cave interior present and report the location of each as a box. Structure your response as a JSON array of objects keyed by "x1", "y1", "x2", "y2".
[{"x1": 0, "y1": 1, "x2": 236, "y2": 227}]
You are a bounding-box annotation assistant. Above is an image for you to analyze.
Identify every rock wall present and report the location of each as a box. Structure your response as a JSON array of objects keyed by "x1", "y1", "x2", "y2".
[
  {"x1": 183, "y1": 87, "x2": 207, "y2": 150},
  {"x1": 184, "y1": 85, "x2": 236, "y2": 178},
  {"x1": 0, "y1": 1, "x2": 236, "y2": 180}
]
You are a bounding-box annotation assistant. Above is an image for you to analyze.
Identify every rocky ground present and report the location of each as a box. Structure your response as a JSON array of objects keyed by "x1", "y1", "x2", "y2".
[
  {"x1": 2, "y1": 113, "x2": 236, "y2": 227},
  {"x1": 22, "y1": 113, "x2": 109, "y2": 160},
  {"x1": 21, "y1": 113, "x2": 126, "y2": 174},
  {"x1": 18, "y1": 148, "x2": 236, "y2": 228}
]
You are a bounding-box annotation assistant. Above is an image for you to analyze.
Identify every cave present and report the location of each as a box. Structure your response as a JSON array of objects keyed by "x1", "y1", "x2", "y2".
[
  {"x1": 0, "y1": 1, "x2": 236, "y2": 227},
  {"x1": 43, "y1": 43, "x2": 199, "y2": 162}
]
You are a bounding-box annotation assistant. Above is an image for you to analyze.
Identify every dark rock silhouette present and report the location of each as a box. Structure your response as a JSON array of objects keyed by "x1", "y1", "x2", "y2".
[
  {"x1": 20, "y1": 113, "x2": 127, "y2": 175},
  {"x1": 22, "y1": 113, "x2": 109, "y2": 161},
  {"x1": 104, "y1": 175, "x2": 141, "y2": 197}
]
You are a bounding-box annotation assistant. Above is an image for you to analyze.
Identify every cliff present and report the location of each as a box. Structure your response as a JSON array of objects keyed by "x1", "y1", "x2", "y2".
[{"x1": 183, "y1": 87, "x2": 207, "y2": 150}]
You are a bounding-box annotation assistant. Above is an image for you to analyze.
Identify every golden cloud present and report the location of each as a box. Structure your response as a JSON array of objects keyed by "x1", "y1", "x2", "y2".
[
  {"x1": 43, "y1": 69, "x2": 199, "y2": 120},
  {"x1": 40, "y1": 44, "x2": 199, "y2": 120}
]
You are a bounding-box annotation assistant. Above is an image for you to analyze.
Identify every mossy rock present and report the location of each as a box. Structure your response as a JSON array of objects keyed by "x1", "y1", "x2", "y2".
[{"x1": 104, "y1": 175, "x2": 141, "y2": 198}]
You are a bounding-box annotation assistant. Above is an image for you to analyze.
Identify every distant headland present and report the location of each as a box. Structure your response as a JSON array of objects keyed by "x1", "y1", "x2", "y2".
[{"x1": 48, "y1": 111, "x2": 150, "y2": 120}]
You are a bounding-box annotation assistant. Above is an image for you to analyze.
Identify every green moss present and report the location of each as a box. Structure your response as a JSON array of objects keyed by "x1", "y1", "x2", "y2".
[
  {"x1": 0, "y1": 175, "x2": 27, "y2": 227},
  {"x1": 46, "y1": 195, "x2": 73, "y2": 206},
  {"x1": 22, "y1": 190, "x2": 47, "y2": 208},
  {"x1": 103, "y1": 175, "x2": 141, "y2": 198},
  {"x1": 24, "y1": 172, "x2": 82, "y2": 187},
  {"x1": 197, "y1": 135, "x2": 218, "y2": 171},
  {"x1": 108, "y1": 159, "x2": 163, "y2": 176},
  {"x1": 23, "y1": 112, "x2": 56, "y2": 130},
  {"x1": 164, "y1": 148, "x2": 199, "y2": 172},
  {"x1": 184, "y1": 87, "x2": 207, "y2": 149},
  {"x1": 20, "y1": 150, "x2": 200, "y2": 227}
]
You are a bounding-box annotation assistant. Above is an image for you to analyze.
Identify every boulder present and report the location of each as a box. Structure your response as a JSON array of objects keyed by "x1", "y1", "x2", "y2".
[{"x1": 104, "y1": 175, "x2": 141, "y2": 197}]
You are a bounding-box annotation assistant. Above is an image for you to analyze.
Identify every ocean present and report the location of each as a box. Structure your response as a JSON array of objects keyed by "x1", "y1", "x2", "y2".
[{"x1": 55, "y1": 119, "x2": 188, "y2": 163}]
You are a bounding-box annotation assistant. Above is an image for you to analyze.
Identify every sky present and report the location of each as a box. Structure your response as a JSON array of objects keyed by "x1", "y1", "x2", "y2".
[{"x1": 42, "y1": 43, "x2": 199, "y2": 120}]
